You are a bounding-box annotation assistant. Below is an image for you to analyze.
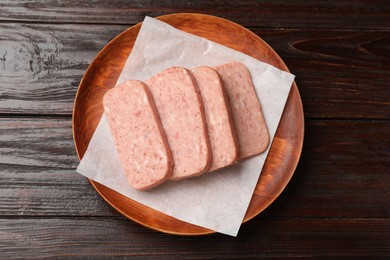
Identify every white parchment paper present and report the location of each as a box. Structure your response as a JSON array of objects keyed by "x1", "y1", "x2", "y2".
[{"x1": 76, "y1": 17, "x2": 295, "y2": 236}]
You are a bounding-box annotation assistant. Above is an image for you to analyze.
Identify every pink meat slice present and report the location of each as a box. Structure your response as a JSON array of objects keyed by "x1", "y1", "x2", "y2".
[
  {"x1": 103, "y1": 80, "x2": 173, "y2": 190},
  {"x1": 146, "y1": 67, "x2": 211, "y2": 180},
  {"x1": 191, "y1": 66, "x2": 239, "y2": 171},
  {"x1": 215, "y1": 61, "x2": 269, "y2": 159}
]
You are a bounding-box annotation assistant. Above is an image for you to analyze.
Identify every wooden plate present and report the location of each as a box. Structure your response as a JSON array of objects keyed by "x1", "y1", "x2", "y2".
[{"x1": 72, "y1": 13, "x2": 304, "y2": 235}]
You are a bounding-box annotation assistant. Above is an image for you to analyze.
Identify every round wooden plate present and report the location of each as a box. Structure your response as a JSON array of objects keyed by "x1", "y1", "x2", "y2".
[{"x1": 72, "y1": 13, "x2": 304, "y2": 235}]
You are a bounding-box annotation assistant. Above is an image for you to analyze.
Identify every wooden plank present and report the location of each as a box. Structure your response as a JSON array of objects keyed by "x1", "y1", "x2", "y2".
[
  {"x1": 262, "y1": 120, "x2": 390, "y2": 218},
  {"x1": 0, "y1": 218, "x2": 389, "y2": 258},
  {"x1": 0, "y1": 1, "x2": 389, "y2": 29},
  {"x1": 0, "y1": 117, "x2": 77, "y2": 169},
  {"x1": 0, "y1": 118, "x2": 388, "y2": 219},
  {"x1": 0, "y1": 23, "x2": 126, "y2": 115},
  {"x1": 0, "y1": 117, "x2": 115, "y2": 216},
  {"x1": 0, "y1": 166, "x2": 115, "y2": 217},
  {"x1": 257, "y1": 29, "x2": 390, "y2": 119},
  {"x1": 0, "y1": 23, "x2": 389, "y2": 118}
]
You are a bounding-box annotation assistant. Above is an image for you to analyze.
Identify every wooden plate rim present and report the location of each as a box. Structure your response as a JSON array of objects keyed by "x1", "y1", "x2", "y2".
[{"x1": 72, "y1": 13, "x2": 304, "y2": 236}]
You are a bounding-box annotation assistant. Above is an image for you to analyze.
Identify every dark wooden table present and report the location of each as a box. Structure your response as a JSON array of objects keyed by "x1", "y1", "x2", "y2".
[{"x1": 1, "y1": 1, "x2": 389, "y2": 258}]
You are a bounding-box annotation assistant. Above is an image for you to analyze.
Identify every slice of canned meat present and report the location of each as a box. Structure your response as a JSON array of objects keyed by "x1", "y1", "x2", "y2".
[
  {"x1": 146, "y1": 67, "x2": 211, "y2": 180},
  {"x1": 215, "y1": 61, "x2": 269, "y2": 159},
  {"x1": 192, "y1": 66, "x2": 239, "y2": 172},
  {"x1": 103, "y1": 80, "x2": 173, "y2": 190}
]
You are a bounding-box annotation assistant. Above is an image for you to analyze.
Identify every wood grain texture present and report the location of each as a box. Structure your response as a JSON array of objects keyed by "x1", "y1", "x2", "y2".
[
  {"x1": 0, "y1": 117, "x2": 77, "y2": 169},
  {"x1": 0, "y1": 23, "x2": 126, "y2": 115},
  {"x1": 0, "y1": 218, "x2": 389, "y2": 258},
  {"x1": 0, "y1": 117, "x2": 115, "y2": 217},
  {"x1": 263, "y1": 120, "x2": 390, "y2": 219},
  {"x1": 0, "y1": 167, "x2": 115, "y2": 217},
  {"x1": 0, "y1": 1, "x2": 389, "y2": 29},
  {"x1": 0, "y1": 118, "x2": 388, "y2": 219},
  {"x1": 258, "y1": 29, "x2": 390, "y2": 119},
  {"x1": 0, "y1": 23, "x2": 388, "y2": 118}
]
